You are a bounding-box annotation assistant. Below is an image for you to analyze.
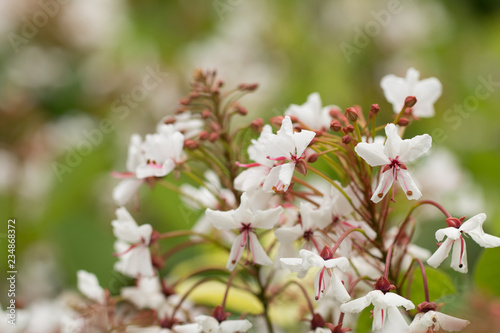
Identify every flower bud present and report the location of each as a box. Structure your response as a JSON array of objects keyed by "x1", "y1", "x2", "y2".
[
  {"x1": 342, "y1": 135, "x2": 352, "y2": 144},
  {"x1": 310, "y1": 313, "x2": 325, "y2": 330},
  {"x1": 236, "y1": 106, "x2": 248, "y2": 115},
  {"x1": 343, "y1": 125, "x2": 354, "y2": 133},
  {"x1": 416, "y1": 301, "x2": 437, "y2": 313},
  {"x1": 345, "y1": 107, "x2": 358, "y2": 122},
  {"x1": 320, "y1": 246, "x2": 334, "y2": 260},
  {"x1": 179, "y1": 97, "x2": 190, "y2": 106},
  {"x1": 199, "y1": 131, "x2": 209, "y2": 140},
  {"x1": 209, "y1": 132, "x2": 219, "y2": 142},
  {"x1": 307, "y1": 153, "x2": 319, "y2": 163},
  {"x1": 164, "y1": 117, "x2": 176, "y2": 125},
  {"x1": 397, "y1": 118, "x2": 410, "y2": 126},
  {"x1": 202, "y1": 109, "x2": 212, "y2": 119},
  {"x1": 212, "y1": 305, "x2": 230, "y2": 323},
  {"x1": 370, "y1": 104, "x2": 380, "y2": 114},
  {"x1": 295, "y1": 159, "x2": 307, "y2": 176},
  {"x1": 404, "y1": 96, "x2": 417, "y2": 108},
  {"x1": 250, "y1": 118, "x2": 264, "y2": 132},
  {"x1": 184, "y1": 140, "x2": 199, "y2": 150},
  {"x1": 329, "y1": 107, "x2": 342, "y2": 118},
  {"x1": 270, "y1": 116, "x2": 285, "y2": 128},
  {"x1": 445, "y1": 216, "x2": 464, "y2": 228},
  {"x1": 330, "y1": 120, "x2": 342, "y2": 132},
  {"x1": 374, "y1": 276, "x2": 396, "y2": 294}
]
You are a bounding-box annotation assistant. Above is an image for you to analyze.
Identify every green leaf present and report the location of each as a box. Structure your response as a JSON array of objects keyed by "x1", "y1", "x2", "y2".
[
  {"x1": 402, "y1": 266, "x2": 456, "y2": 305},
  {"x1": 356, "y1": 306, "x2": 373, "y2": 333},
  {"x1": 475, "y1": 247, "x2": 500, "y2": 297}
]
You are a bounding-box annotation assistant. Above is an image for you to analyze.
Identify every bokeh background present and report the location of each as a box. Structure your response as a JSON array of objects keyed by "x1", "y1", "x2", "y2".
[{"x1": 1, "y1": 0, "x2": 500, "y2": 331}]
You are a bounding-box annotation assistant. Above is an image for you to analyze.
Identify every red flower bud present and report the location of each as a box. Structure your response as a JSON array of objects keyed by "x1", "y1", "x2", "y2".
[
  {"x1": 342, "y1": 135, "x2": 352, "y2": 144},
  {"x1": 404, "y1": 96, "x2": 417, "y2": 108},
  {"x1": 345, "y1": 107, "x2": 359, "y2": 122},
  {"x1": 330, "y1": 120, "x2": 342, "y2": 132}
]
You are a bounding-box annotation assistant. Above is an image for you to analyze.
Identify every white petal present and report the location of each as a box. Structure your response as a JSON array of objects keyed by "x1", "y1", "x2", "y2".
[
  {"x1": 280, "y1": 257, "x2": 306, "y2": 273},
  {"x1": 384, "y1": 123, "x2": 403, "y2": 158},
  {"x1": 461, "y1": 213, "x2": 500, "y2": 248},
  {"x1": 293, "y1": 129, "x2": 316, "y2": 157},
  {"x1": 226, "y1": 233, "x2": 246, "y2": 271},
  {"x1": 413, "y1": 77, "x2": 442, "y2": 118},
  {"x1": 381, "y1": 74, "x2": 408, "y2": 113},
  {"x1": 300, "y1": 201, "x2": 333, "y2": 230},
  {"x1": 340, "y1": 295, "x2": 371, "y2": 313},
  {"x1": 234, "y1": 166, "x2": 270, "y2": 191},
  {"x1": 249, "y1": 232, "x2": 273, "y2": 266},
  {"x1": 381, "y1": 293, "x2": 415, "y2": 310},
  {"x1": 220, "y1": 319, "x2": 252, "y2": 333},
  {"x1": 262, "y1": 165, "x2": 281, "y2": 193},
  {"x1": 459, "y1": 213, "x2": 486, "y2": 232},
  {"x1": 427, "y1": 237, "x2": 454, "y2": 268},
  {"x1": 252, "y1": 206, "x2": 283, "y2": 229},
  {"x1": 450, "y1": 238, "x2": 467, "y2": 273},
  {"x1": 386, "y1": 306, "x2": 410, "y2": 331},
  {"x1": 275, "y1": 225, "x2": 302, "y2": 244},
  {"x1": 355, "y1": 142, "x2": 390, "y2": 166},
  {"x1": 399, "y1": 134, "x2": 432, "y2": 163},
  {"x1": 330, "y1": 271, "x2": 350, "y2": 303},
  {"x1": 397, "y1": 169, "x2": 422, "y2": 201},
  {"x1": 323, "y1": 257, "x2": 350, "y2": 271},
  {"x1": 299, "y1": 249, "x2": 325, "y2": 268},
  {"x1": 435, "y1": 227, "x2": 461, "y2": 242},
  {"x1": 205, "y1": 208, "x2": 239, "y2": 230},
  {"x1": 435, "y1": 312, "x2": 470, "y2": 331},
  {"x1": 371, "y1": 169, "x2": 394, "y2": 203},
  {"x1": 372, "y1": 306, "x2": 385, "y2": 331},
  {"x1": 195, "y1": 315, "x2": 220, "y2": 332},
  {"x1": 77, "y1": 270, "x2": 105, "y2": 303},
  {"x1": 113, "y1": 179, "x2": 143, "y2": 206}
]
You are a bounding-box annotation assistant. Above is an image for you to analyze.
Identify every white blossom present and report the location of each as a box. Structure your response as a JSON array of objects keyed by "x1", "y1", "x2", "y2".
[
  {"x1": 77, "y1": 270, "x2": 105, "y2": 304},
  {"x1": 410, "y1": 311, "x2": 469, "y2": 332},
  {"x1": 284, "y1": 92, "x2": 340, "y2": 130}
]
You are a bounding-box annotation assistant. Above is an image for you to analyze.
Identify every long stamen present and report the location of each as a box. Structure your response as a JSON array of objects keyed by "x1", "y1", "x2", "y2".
[
  {"x1": 459, "y1": 236, "x2": 465, "y2": 268},
  {"x1": 235, "y1": 162, "x2": 261, "y2": 168},
  {"x1": 267, "y1": 155, "x2": 288, "y2": 161},
  {"x1": 315, "y1": 267, "x2": 325, "y2": 300}
]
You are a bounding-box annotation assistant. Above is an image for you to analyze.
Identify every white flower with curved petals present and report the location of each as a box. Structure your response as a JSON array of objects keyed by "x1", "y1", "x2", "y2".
[
  {"x1": 340, "y1": 290, "x2": 414, "y2": 331},
  {"x1": 262, "y1": 116, "x2": 315, "y2": 193},
  {"x1": 410, "y1": 311, "x2": 469, "y2": 332},
  {"x1": 381, "y1": 67, "x2": 442, "y2": 118},
  {"x1": 195, "y1": 315, "x2": 252, "y2": 333},
  {"x1": 284, "y1": 92, "x2": 340, "y2": 130},
  {"x1": 280, "y1": 248, "x2": 351, "y2": 302},
  {"x1": 136, "y1": 124, "x2": 184, "y2": 179},
  {"x1": 77, "y1": 270, "x2": 105, "y2": 304},
  {"x1": 355, "y1": 123, "x2": 431, "y2": 203},
  {"x1": 205, "y1": 192, "x2": 283, "y2": 270},
  {"x1": 427, "y1": 213, "x2": 500, "y2": 273},
  {"x1": 112, "y1": 207, "x2": 155, "y2": 278},
  {"x1": 121, "y1": 276, "x2": 165, "y2": 310}
]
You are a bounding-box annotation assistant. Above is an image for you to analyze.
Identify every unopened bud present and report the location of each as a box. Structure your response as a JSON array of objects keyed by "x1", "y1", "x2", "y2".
[
  {"x1": 330, "y1": 120, "x2": 342, "y2": 132},
  {"x1": 329, "y1": 107, "x2": 341, "y2": 118},
  {"x1": 212, "y1": 305, "x2": 230, "y2": 323},
  {"x1": 202, "y1": 109, "x2": 212, "y2": 119},
  {"x1": 404, "y1": 96, "x2": 417, "y2": 108},
  {"x1": 250, "y1": 118, "x2": 264, "y2": 132},
  {"x1": 184, "y1": 140, "x2": 199, "y2": 149},
  {"x1": 270, "y1": 116, "x2": 285, "y2": 128},
  {"x1": 179, "y1": 97, "x2": 190, "y2": 106},
  {"x1": 397, "y1": 118, "x2": 410, "y2": 126},
  {"x1": 310, "y1": 313, "x2": 325, "y2": 330},
  {"x1": 209, "y1": 132, "x2": 219, "y2": 142},
  {"x1": 343, "y1": 125, "x2": 354, "y2": 133},
  {"x1": 238, "y1": 83, "x2": 259, "y2": 91},
  {"x1": 319, "y1": 246, "x2": 334, "y2": 260},
  {"x1": 189, "y1": 92, "x2": 199, "y2": 99},
  {"x1": 307, "y1": 153, "x2": 319, "y2": 163},
  {"x1": 199, "y1": 131, "x2": 209, "y2": 140},
  {"x1": 370, "y1": 104, "x2": 380, "y2": 114},
  {"x1": 236, "y1": 106, "x2": 248, "y2": 115},
  {"x1": 374, "y1": 276, "x2": 396, "y2": 294},
  {"x1": 445, "y1": 216, "x2": 464, "y2": 228},
  {"x1": 345, "y1": 107, "x2": 358, "y2": 122},
  {"x1": 295, "y1": 159, "x2": 307, "y2": 176},
  {"x1": 342, "y1": 135, "x2": 352, "y2": 144},
  {"x1": 176, "y1": 106, "x2": 187, "y2": 114},
  {"x1": 417, "y1": 301, "x2": 437, "y2": 313}
]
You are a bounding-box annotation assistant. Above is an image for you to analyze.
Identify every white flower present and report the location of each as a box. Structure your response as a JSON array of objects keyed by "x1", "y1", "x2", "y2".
[
  {"x1": 234, "y1": 125, "x2": 275, "y2": 191},
  {"x1": 262, "y1": 116, "x2": 316, "y2": 193},
  {"x1": 340, "y1": 290, "x2": 414, "y2": 331},
  {"x1": 136, "y1": 124, "x2": 185, "y2": 179},
  {"x1": 427, "y1": 213, "x2": 500, "y2": 273},
  {"x1": 355, "y1": 123, "x2": 431, "y2": 203},
  {"x1": 76, "y1": 270, "x2": 105, "y2": 303},
  {"x1": 410, "y1": 311, "x2": 469, "y2": 332},
  {"x1": 205, "y1": 192, "x2": 283, "y2": 270},
  {"x1": 381, "y1": 67, "x2": 442, "y2": 118},
  {"x1": 280, "y1": 248, "x2": 351, "y2": 302},
  {"x1": 121, "y1": 276, "x2": 165, "y2": 310},
  {"x1": 195, "y1": 315, "x2": 252, "y2": 333},
  {"x1": 112, "y1": 207, "x2": 155, "y2": 278},
  {"x1": 112, "y1": 134, "x2": 145, "y2": 206},
  {"x1": 284, "y1": 92, "x2": 340, "y2": 130},
  {"x1": 159, "y1": 111, "x2": 204, "y2": 139}
]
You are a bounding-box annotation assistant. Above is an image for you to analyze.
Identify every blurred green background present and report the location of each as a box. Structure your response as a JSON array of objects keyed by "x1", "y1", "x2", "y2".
[{"x1": 1, "y1": 0, "x2": 500, "y2": 330}]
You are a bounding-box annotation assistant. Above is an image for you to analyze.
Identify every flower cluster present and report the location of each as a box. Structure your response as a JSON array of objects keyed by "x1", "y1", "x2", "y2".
[{"x1": 69, "y1": 68, "x2": 500, "y2": 333}]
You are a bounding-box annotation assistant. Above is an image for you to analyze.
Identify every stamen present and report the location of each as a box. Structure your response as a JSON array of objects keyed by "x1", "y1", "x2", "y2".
[
  {"x1": 315, "y1": 267, "x2": 325, "y2": 300},
  {"x1": 459, "y1": 236, "x2": 465, "y2": 268},
  {"x1": 235, "y1": 162, "x2": 261, "y2": 168},
  {"x1": 267, "y1": 156, "x2": 288, "y2": 161}
]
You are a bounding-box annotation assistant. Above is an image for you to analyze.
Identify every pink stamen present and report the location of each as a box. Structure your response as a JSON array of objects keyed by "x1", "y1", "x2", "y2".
[
  {"x1": 267, "y1": 155, "x2": 288, "y2": 161},
  {"x1": 459, "y1": 236, "x2": 465, "y2": 268},
  {"x1": 111, "y1": 171, "x2": 135, "y2": 179},
  {"x1": 113, "y1": 243, "x2": 139, "y2": 257},
  {"x1": 235, "y1": 162, "x2": 261, "y2": 168},
  {"x1": 315, "y1": 267, "x2": 325, "y2": 300},
  {"x1": 148, "y1": 162, "x2": 164, "y2": 169}
]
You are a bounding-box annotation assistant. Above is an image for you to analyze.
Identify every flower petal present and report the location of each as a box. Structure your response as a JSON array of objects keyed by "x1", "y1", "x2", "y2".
[
  {"x1": 451, "y1": 238, "x2": 467, "y2": 273},
  {"x1": 330, "y1": 271, "x2": 350, "y2": 303},
  {"x1": 113, "y1": 179, "x2": 143, "y2": 206},
  {"x1": 280, "y1": 257, "x2": 306, "y2": 273},
  {"x1": 323, "y1": 257, "x2": 350, "y2": 271},
  {"x1": 226, "y1": 233, "x2": 246, "y2": 271},
  {"x1": 399, "y1": 134, "x2": 432, "y2": 163},
  {"x1": 397, "y1": 169, "x2": 422, "y2": 201},
  {"x1": 427, "y1": 237, "x2": 454, "y2": 268},
  {"x1": 340, "y1": 295, "x2": 371, "y2": 313},
  {"x1": 205, "y1": 208, "x2": 239, "y2": 230},
  {"x1": 435, "y1": 312, "x2": 470, "y2": 332},
  {"x1": 220, "y1": 319, "x2": 253, "y2": 333},
  {"x1": 293, "y1": 129, "x2": 316, "y2": 157},
  {"x1": 355, "y1": 142, "x2": 390, "y2": 167},
  {"x1": 371, "y1": 168, "x2": 394, "y2": 203},
  {"x1": 435, "y1": 227, "x2": 461, "y2": 242},
  {"x1": 275, "y1": 225, "x2": 302, "y2": 244},
  {"x1": 381, "y1": 293, "x2": 415, "y2": 310},
  {"x1": 252, "y1": 206, "x2": 283, "y2": 230},
  {"x1": 249, "y1": 232, "x2": 273, "y2": 266},
  {"x1": 384, "y1": 124, "x2": 403, "y2": 159}
]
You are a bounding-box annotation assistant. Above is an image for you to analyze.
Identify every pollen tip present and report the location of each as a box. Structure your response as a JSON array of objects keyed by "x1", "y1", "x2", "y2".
[
  {"x1": 377, "y1": 193, "x2": 383, "y2": 198},
  {"x1": 406, "y1": 190, "x2": 413, "y2": 196},
  {"x1": 459, "y1": 264, "x2": 463, "y2": 268},
  {"x1": 315, "y1": 296, "x2": 319, "y2": 300}
]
